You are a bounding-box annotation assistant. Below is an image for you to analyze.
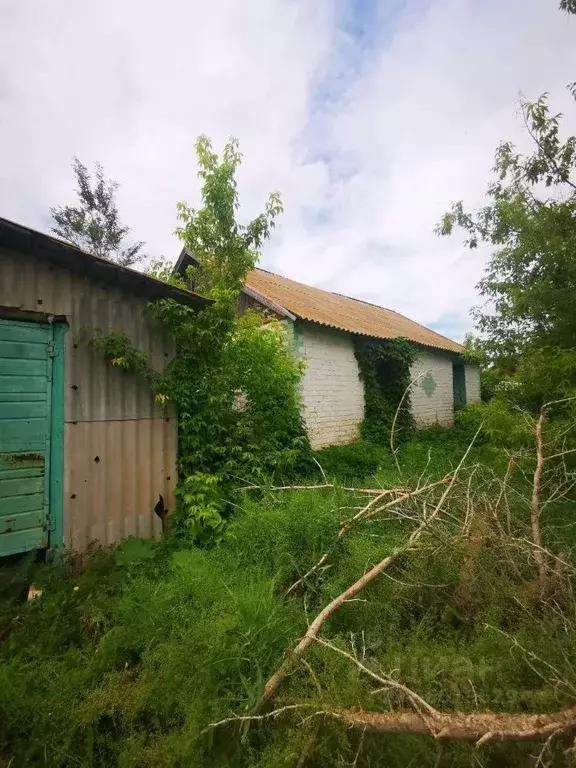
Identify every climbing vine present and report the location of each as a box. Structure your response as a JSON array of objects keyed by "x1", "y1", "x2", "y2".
[
  {"x1": 353, "y1": 337, "x2": 416, "y2": 445},
  {"x1": 87, "y1": 136, "x2": 309, "y2": 543}
]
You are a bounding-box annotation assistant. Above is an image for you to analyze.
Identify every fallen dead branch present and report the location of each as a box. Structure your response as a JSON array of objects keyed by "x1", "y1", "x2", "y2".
[
  {"x1": 241, "y1": 482, "x2": 406, "y2": 496},
  {"x1": 531, "y1": 408, "x2": 547, "y2": 591},
  {"x1": 285, "y1": 476, "x2": 453, "y2": 597},
  {"x1": 202, "y1": 701, "x2": 576, "y2": 748},
  {"x1": 331, "y1": 706, "x2": 576, "y2": 743},
  {"x1": 314, "y1": 636, "x2": 439, "y2": 719},
  {"x1": 258, "y1": 427, "x2": 482, "y2": 708}
]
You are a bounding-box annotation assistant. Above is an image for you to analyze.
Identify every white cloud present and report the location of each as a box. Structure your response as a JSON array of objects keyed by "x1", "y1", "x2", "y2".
[{"x1": 0, "y1": 0, "x2": 574, "y2": 340}]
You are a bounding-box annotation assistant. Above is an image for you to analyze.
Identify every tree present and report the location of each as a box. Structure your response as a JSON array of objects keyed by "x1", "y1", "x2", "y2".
[
  {"x1": 438, "y1": 94, "x2": 576, "y2": 407},
  {"x1": 51, "y1": 157, "x2": 145, "y2": 266},
  {"x1": 88, "y1": 136, "x2": 306, "y2": 543},
  {"x1": 175, "y1": 135, "x2": 282, "y2": 299}
]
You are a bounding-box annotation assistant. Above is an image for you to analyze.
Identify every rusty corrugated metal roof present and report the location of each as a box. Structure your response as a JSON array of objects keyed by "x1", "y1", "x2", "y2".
[{"x1": 244, "y1": 268, "x2": 464, "y2": 353}]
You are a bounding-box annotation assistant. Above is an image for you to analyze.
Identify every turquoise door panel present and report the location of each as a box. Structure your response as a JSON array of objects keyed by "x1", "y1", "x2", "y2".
[
  {"x1": 452, "y1": 363, "x2": 467, "y2": 408},
  {"x1": 0, "y1": 401, "x2": 48, "y2": 419},
  {"x1": 0, "y1": 340, "x2": 51, "y2": 359},
  {"x1": 0, "y1": 509, "x2": 43, "y2": 534},
  {"x1": 1, "y1": 493, "x2": 44, "y2": 516},
  {"x1": 0, "y1": 358, "x2": 49, "y2": 376},
  {"x1": 0, "y1": 376, "x2": 48, "y2": 394},
  {"x1": 0, "y1": 319, "x2": 54, "y2": 557},
  {"x1": 0, "y1": 529, "x2": 45, "y2": 555}
]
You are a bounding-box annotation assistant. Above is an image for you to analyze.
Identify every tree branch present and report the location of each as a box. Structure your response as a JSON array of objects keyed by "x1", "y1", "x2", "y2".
[
  {"x1": 258, "y1": 427, "x2": 482, "y2": 708},
  {"x1": 331, "y1": 706, "x2": 576, "y2": 743}
]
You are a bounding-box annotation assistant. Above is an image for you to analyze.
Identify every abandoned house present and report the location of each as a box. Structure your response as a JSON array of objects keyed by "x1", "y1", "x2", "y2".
[
  {"x1": 177, "y1": 252, "x2": 481, "y2": 450},
  {"x1": 0, "y1": 218, "x2": 209, "y2": 557}
]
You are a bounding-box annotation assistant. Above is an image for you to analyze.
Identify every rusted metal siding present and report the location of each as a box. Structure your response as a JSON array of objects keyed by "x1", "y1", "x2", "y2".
[{"x1": 0, "y1": 245, "x2": 177, "y2": 551}]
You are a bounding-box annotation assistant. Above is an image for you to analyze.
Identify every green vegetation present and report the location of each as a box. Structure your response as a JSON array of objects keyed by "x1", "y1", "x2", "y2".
[
  {"x1": 87, "y1": 136, "x2": 308, "y2": 544},
  {"x1": 3, "y1": 420, "x2": 576, "y2": 767},
  {"x1": 438, "y1": 91, "x2": 576, "y2": 409},
  {"x1": 51, "y1": 157, "x2": 145, "y2": 266},
  {"x1": 353, "y1": 337, "x2": 416, "y2": 445}
]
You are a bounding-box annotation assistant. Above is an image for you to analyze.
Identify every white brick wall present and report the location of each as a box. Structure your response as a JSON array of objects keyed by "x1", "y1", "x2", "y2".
[
  {"x1": 295, "y1": 322, "x2": 482, "y2": 445},
  {"x1": 297, "y1": 323, "x2": 364, "y2": 449},
  {"x1": 410, "y1": 351, "x2": 455, "y2": 428},
  {"x1": 465, "y1": 365, "x2": 481, "y2": 403}
]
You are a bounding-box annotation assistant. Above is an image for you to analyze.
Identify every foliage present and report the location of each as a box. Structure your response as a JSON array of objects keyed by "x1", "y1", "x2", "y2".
[
  {"x1": 87, "y1": 137, "x2": 307, "y2": 543},
  {"x1": 438, "y1": 93, "x2": 576, "y2": 407},
  {"x1": 146, "y1": 256, "x2": 188, "y2": 288},
  {"x1": 175, "y1": 135, "x2": 283, "y2": 300},
  {"x1": 51, "y1": 157, "x2": 145, "y2": 266},
  {"x1": 3, "y1": 429, "x2": 576, "y2": 767},
  {"x1": 462, "y1": 334, "x2": 505, "y2": 402},
  {"x1": 455, "y1": 400, "x2": 534, "y2": 450},
  {"x1": 312, "y1": 441, "x2": 389, "y2": 481},
  {"x1": 353, "y1": 337, "x2": 416, "y2": 445}
]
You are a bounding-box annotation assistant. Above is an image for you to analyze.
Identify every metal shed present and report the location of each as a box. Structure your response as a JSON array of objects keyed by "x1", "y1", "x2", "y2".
[{"x1": 0, "y1": 218, "x2": 209, "y2": 557}]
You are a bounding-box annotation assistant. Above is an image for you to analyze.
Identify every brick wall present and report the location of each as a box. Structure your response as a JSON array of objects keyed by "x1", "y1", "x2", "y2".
[
  {"x1": 465, "y1": 364, "x2": 481, "y2": 403},
  {"x1": 297, "y1": 323, "x2": 364, "y2": 449},
  {"x1": 296, "y1": 321, "x2": 482, "y2": 445},
  {"x1": 410, "y1": 350, "x2": 455, "y2": 428}
]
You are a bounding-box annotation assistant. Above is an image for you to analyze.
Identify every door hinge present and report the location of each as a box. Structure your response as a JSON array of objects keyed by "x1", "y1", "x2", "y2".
[{"x1": 47, "y1": 341, "x2": 57, "y2": 358}]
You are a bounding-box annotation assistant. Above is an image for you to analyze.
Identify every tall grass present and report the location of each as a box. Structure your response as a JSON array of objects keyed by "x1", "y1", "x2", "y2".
[{"x1": 2, "y1": 427, "x2": 576, "y2": 766}]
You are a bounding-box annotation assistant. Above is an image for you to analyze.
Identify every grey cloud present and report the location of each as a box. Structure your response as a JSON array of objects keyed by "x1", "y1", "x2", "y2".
[{"x1": 0, "y1": 0, "x2": 574, "y2": 341}]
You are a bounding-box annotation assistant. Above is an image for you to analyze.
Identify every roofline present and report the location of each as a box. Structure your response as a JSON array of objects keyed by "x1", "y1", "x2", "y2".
[
  {"x1": 175, "y1": 253, "x2": 464, "y2": 355},
  {"x1": 242, "y1": 283, "x2": 296, "y2": 321},
  {"x1": 330, "y1": 291, "x2": 464, "y2": 352},
  {"x1": 175, "y1": 249, "x2": 296, "y2": 320},
  {"x1": 0, "y1": 218, "x2": 211, "y2": 311},
  {"x1": 296, "y1": 318, "x2": 463, "y2": 356},
  {"x1": 247, "y1": 268, "x2": 464, "y2": 354}
]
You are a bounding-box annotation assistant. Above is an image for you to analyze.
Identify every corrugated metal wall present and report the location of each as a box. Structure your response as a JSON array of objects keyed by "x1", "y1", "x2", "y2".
[{"x1": 0, "y1": 245, "x2": 177, "y2": 550}]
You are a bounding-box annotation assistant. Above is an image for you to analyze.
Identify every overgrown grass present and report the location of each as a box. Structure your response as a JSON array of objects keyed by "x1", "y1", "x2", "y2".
[{"x1": 2, "y1": 424, "x2": 576, "y2": 766}]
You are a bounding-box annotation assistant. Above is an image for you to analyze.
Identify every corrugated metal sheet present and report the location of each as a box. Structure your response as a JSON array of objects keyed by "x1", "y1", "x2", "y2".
[
  {"x1": 0, "y1": 245, "x2": 178, "y2": 550},
  {"x1": 245, "y1": 268, "x2": 464, "y2": 354}
]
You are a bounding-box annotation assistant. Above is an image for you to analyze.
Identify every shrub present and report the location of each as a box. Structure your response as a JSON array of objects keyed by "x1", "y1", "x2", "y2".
[{"x1": 312, "y1": 441, "x2": 389, "y2": 481}]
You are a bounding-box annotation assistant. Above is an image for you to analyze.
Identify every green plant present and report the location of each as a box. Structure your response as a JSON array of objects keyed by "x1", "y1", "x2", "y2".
[
  {"x1": 438, "y1": 91, "x2": 576, "y2": 407},
  {"x1": 172, "y1": 474, "x2": 226, "y2": 545},
  {"x1": 353, "y1": 337, "x2": 416, "y2": 445},
  {"x1": 86, "y1": 137, "x2": 308, "y2": 544},
  {"x1": 4, "y1": 432, "x2": 576, "y2": 767},
  {"x1": 312, "y1": 441, "x2": 388, "y2": 481},
  {"x1": 51, "y1": 157, "x2": 145, "y2": 265}
]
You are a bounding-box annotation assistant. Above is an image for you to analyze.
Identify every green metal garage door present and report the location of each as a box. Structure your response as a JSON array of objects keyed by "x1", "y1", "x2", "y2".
[{"x1": 0, "y1": 319, "x2": 60, "y2": 557}]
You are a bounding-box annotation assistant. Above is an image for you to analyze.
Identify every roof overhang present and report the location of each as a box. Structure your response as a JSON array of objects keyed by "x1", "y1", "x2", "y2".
[
  {"x1": 175, "y1": 249, "x2": 296, "y2": 320},
  {"x1": 0, "y1": 218, "x2": 211, "y2": 311}
]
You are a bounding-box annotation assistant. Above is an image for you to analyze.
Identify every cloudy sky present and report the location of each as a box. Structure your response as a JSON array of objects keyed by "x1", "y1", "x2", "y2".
[{"x1": 1, "y1": 0, "x2": 574, "y2": 340}]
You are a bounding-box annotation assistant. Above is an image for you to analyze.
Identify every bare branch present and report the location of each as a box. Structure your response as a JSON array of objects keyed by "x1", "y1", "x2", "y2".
[
  {"x1": 314, "y1": 636, "x2": 439, "y2": 718},
  {"x1": 531, "y1": 409, "x2": 547, "y2": 590},
  {"x1": 257, "y1": 427, "x2": 482, "y2": 708},
  {"x1": 330, "y1": 706, "x2": 576, "y2": 743},
  {"x1": 200, "y1": 704, "x2": 311, "y2": 734}
]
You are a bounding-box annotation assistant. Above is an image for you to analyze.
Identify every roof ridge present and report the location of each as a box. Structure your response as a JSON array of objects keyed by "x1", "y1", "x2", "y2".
[
  {"x1": 247, "y1": 266, "x2": 463, "y2": 353},
  {"x1": 253, "y1": 268, "x2": 458, "y2": 343}
]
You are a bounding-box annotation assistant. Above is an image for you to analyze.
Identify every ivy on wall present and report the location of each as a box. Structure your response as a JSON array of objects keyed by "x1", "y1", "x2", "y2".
[{"x1": 353, "y1": 337, "x2": 417, "y2": 445}]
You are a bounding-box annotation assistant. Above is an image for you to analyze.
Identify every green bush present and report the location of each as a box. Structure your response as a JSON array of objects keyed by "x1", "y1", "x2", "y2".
[
  {"x1": 312, "y1": 441, "x2": 389, "y2": 481},
  {"x1": 3, "y1": 435, "x2": 576, "y2": 767}
]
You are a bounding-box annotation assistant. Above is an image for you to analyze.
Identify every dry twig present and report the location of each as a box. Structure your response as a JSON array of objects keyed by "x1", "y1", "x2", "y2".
[{"x1": 257, "y1": 427, "x2": 482, "y2": 708}]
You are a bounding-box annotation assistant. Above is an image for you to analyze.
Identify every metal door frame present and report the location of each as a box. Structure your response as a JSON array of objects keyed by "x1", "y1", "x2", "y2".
[
  {"x1": 47, "y1": 322, "x2": 67, "y2": 559},
  {"x1": 0, "y1": 316, "x2": 67, "y2": 559}
]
